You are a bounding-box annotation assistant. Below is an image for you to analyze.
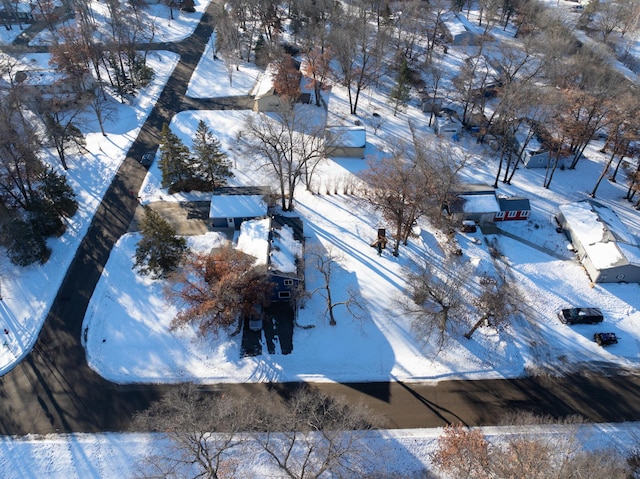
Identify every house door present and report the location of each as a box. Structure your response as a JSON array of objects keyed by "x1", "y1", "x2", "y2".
[{"x1": 226, "y1": 218, "x2": 235, "y2": 228}]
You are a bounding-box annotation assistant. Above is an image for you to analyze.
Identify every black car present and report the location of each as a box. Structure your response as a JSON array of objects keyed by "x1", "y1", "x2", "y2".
[
  {"x1": 594, "y1": 332, "x2": 618, "y2": 346},
  {"x1": 139, "y1": 151, "x2": 156, "y2": 167},
  {"x1": 558, "y1": 307, "x2": 604, "y2": 325}
]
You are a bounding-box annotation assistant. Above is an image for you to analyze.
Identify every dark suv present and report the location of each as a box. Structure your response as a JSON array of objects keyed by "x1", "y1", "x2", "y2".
[
  {"x1": 139, "y1": 150, "x2": 156, "y2": 167},
  {"x1": 558, "y1": 307, "x2": 604, "y2": 325}
]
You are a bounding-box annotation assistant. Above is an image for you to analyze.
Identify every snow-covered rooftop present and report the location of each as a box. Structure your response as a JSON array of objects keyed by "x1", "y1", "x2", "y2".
[
  {"x1": 559, "y1": 201, "x2": 640, "y2": 269},
  {"x1": 250, "y1": 63, "x2": 277, "y2": 99},
  {"x1": 459, "y1": 194, "x2": 501, "y2": 214},
  {"x1": 270, "y1": 223, "x2": 302, "y2": 274},
  {"x1": 325, "y1": 126, "x2": 366, "y2": 147},
  {"x1": 236, "y1": 218, "x2": 270, "y2": 265},
  {"x1": 515, "y1": 124, "x2": 546, "y2": 155},
  {"x1": 208, "y1": 194, "x2": 267, "y2": 219},
  {"x1": 442, "y1": 13, "x2": 467, "y2": 37}
]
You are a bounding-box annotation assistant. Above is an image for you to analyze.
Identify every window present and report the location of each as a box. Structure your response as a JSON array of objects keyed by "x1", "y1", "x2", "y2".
[
  {"x1": 495, "y1": 211, "x2": 505, "y2": 218},
  {"x1": 284, "y1": 279, "x2": 293, "y2": 286},
  {"x1": 507, "y1": 211, "x2": 517, "y2": 218},
  {"x1": 616, "y1": 274, "x2": 625, "y2": 280},
  {"x1": 278, "y1": 291, "x2": 291, "y2": 299}
]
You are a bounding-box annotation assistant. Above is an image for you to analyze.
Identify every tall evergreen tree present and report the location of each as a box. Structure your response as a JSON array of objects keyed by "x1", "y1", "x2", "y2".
[
  {"x1": 134, "y1": 206, "x2": 187, "y2": 279},
  {"x1": 191, "y1": 120, "x2": 234, "y2": 190},
  {"x1": 390, "y1": 56, "x2": 411, "y2": 116},
  {"x1": 159, "y1": 123, "x2": 192, "y2": 188}
]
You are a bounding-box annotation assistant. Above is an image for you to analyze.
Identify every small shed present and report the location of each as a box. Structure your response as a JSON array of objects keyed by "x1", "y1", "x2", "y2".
[
  {"x1": 557, "y1": 200, "x2": 640, "y2": 283},
  {"x1": 440, "y1": 12, "x2": 479, "y2": 46},
  {"x1": 434, "y1": 114, "x2": 462, "y2": 136},
  {"x1": 495, "y1": 197, "x2": 530, "y2": 221},
  {"x1": 514, "y1": 123, "x2": 552, "y2": 168},
  {"x1": 325, "y1": 126, "x2": 366, "y2": 158},
  {"x1": 209, "y1": 194, "x2": 268, "y2": 229},
  {"x1": 447, "y1": 184, "x2": 500, "y2": 225}
]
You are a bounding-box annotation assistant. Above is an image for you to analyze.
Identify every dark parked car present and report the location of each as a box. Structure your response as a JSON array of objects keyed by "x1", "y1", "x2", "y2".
[
  {"x1": 461, "y1": 220, "x2": 477, "y2": 233},
  {"x1": 139, "y1": 150, "x2": 156, "y2": 167},
  {"x1": 558, "y1": 307, "x2": 604, "y2": 325},
  {"x1": 594, "y1": 332, "x2": 618, "y2": 346}
]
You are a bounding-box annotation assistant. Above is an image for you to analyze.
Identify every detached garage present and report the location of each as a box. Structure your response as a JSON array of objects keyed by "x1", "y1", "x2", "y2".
[
  {"x1": 557, "y1": 200, "x2": 640, "y2": 283},
  {"x1": 325, "y1": 126, "x2": 366, "y2": 158}
]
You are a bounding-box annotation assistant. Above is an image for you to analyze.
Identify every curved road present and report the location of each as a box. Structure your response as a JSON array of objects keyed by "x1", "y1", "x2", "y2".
[{"x1": 2, "y1": 3, "x2": 640, "y2": 436}]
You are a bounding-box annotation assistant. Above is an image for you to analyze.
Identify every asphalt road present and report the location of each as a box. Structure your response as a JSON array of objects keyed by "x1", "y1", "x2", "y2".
[{"x1": 1, "y1": 2, "x2": 640, "y2": 436}]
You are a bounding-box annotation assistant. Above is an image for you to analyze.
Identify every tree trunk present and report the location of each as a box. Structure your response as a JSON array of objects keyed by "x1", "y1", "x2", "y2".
[
  {"x1": 464, "y1": 313, "x2": 488, "y2": 339},
  {"x1": 589, "y1": 152, "x2": 616, "y2": 198}
]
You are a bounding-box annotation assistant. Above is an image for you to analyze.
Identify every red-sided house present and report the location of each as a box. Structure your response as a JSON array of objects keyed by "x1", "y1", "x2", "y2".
[{"x1": 495, "y1": 197, "x2": 530, "y2": 221}]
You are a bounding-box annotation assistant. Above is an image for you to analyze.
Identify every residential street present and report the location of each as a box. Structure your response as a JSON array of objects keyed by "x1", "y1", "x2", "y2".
[{"x1": 1, "y1": 1, "x2": 640, "y2": 437}]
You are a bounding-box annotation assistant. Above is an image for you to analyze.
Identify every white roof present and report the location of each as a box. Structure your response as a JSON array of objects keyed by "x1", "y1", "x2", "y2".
[
  {"x1": 208, "y1": 195, "x2": 267, "y2": 219},
  {"x1": 436, "y1": 115, "x2": 461, "y2": 128},
  {"x1": 236, "y1": 218, "x2": 302, "y2": 274},
  {"x1": 559, "y1": 201, "x2": 640, "y2": 269},
  {"x1": 515, "y1": 124, "x2": 545, "y2": 154},
  {"x1": 270, "y1": 224, "x2": 302, "y2": 274},
  {"x1": 236, "y1": 218, "x2": 270, "y2": 265},
  {"x1": 250, "y1": 64, "x2": 277, "y2": 99},
  {"x1": 442, "y1": 13, "x2": 467, "y2": 37},
  {"x1": 459, "y1": 194, "x2": 500, "y2": 214},
  {"x1": 326, "y1": 126, "x2": 366, "y2": 148}
]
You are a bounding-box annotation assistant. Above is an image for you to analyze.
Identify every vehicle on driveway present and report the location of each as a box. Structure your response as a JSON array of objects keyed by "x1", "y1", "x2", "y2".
[
  {"x1": 558, "y1": 307, "x2": 604, "y2": 325},
  {"x1": 139, "y1": 150, "x2": 156, "y2": 167},
  {"x1": 248, "y1": 316, "x2": 263, "y2": 332},
  {"x1": 594, "y1": 332, "x2": 618, "y2": 346}
]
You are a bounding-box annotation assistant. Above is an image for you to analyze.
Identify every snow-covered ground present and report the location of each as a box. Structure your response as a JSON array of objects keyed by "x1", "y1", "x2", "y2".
[
  {"x1": 0, "y1": 50, "x2": 179, "y2": 376},
  {"x1": 186, "y1": 32, "x2": 263, "y2": 98},
  {"x1": 0, "y1": 422, "x2": 638, "y2": 479}
]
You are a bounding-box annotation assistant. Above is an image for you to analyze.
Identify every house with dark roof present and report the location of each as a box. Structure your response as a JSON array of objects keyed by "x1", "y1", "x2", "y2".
[
  {"x1": 557, "y1": 200, "x2": 640, "y2": 283},
  {"x1": 495, "y1": 197, "x2": 530, "y2": 221},
  {"x1": 236, "y1": 215, "x2": 304, "y2": 301}
]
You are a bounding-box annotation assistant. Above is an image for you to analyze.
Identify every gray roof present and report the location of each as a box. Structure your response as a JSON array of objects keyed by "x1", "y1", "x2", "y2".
[{"x1": 498, "y1": 197, "x2": 530, "y2": 211}]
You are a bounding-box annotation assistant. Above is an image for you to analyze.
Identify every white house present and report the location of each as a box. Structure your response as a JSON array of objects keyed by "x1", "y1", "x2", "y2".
[
  {"x1": 209, "y1": 194, "x2": 268, "y2": 229},
  {"x1": 440, "y1": 12, "x2": 479, "y2": 46},
  {"x1": 250, "y1": 64, "x2": 284, "y2": 112},
  {"x1": 557, "y1": 200, "x2": 640, "y2": 283},
  {"x1": 434, "y1": 114, "x2": 462, "y2": 136}
]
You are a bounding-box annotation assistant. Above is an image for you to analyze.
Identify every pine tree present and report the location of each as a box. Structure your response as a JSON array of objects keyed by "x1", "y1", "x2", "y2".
[
  {"x1": 134, "y1": 206, "x2": 188, "y2": 279},
  {"x1": 159, "y1": 123, "x2": 193, "y2": 189},
  {"x1": 191, "y1": 120, "x2": 234, "y2": 190},
  {"x1": 390, "y1": 57, "x2": 411, "y2": 116}
]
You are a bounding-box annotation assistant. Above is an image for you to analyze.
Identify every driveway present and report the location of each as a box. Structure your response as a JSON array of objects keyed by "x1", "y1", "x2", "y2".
[{"x1": 128, "y1": 200, "x2": 234, "y2": 237}]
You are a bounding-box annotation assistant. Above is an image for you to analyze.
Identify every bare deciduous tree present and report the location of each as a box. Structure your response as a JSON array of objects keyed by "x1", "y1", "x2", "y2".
[
  {"x1": 249, "y1": 385, "x2": 380, "y2": 479},
  {"x1": 241, "y1": 106, "x2": 325, "y2": 211},
  {"x1": 307, "y1": 245, "x2": 365, "y2": 326},
  {"x1": 405, "y1": 256, "x2": 470, "y2": 337},
  {"x1": 131, "y1": 384, "x2": 250, "y2": 479}
]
